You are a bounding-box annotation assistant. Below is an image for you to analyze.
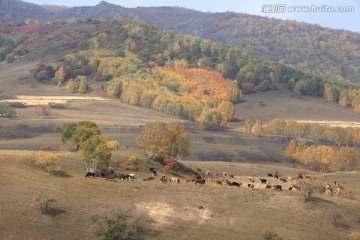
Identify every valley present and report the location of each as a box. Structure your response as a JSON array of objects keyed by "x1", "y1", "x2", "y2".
[
  {"x1": 0, "y1": 62, "x2": 359, "y2": 239},
  {"x1": 0, "y1": 1, "x2": 359, "y2": 239}
]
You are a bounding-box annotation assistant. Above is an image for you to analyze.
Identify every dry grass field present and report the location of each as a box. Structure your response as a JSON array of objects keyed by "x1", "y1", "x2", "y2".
[
  {"x1": 0, "y1": 151, "x2": 359, "y2": 240},
  {"x1": 1, "y1": 62, "x2": 360, "y2": 239}
]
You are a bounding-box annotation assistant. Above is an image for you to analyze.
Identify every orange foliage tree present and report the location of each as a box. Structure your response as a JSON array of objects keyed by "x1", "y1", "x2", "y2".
[{"x1": 137, "y1": 121, "x2": 191, "y2": 161}]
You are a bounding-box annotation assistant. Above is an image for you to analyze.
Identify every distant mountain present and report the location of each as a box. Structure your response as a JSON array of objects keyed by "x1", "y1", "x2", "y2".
[
  {"x1": 0, "y1": 0, "x2": 50, "y2": 21},
  {"x1": 1, "y1": 0, "x2": 360, "y2": 84}
]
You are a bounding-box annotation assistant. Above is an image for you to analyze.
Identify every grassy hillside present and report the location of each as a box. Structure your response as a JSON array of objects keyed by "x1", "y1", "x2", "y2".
[{"x1": 1, "y1": 150, "x2": 359, "y2": 240}]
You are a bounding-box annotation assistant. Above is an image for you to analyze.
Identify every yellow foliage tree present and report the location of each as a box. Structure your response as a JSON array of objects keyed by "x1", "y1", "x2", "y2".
[
  {"x1": 37, "y1": 152, "x2": 61, "y2": 174},
  {"x1": 284, "y1": 139, "x2": 297, "y2": 158},
  {"x1": 137, "y1": 121, "x2": 191, "y2": 161},
  {"x1": 331, "y1": 147, "x2": 358, "y2": 172}
]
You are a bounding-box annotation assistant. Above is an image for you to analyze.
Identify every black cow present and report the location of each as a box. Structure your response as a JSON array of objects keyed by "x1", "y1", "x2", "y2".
[
  {"x1": 260, "y1": 178, "x2": 267, "y2": 184},
  {"x1": 151, "y1": 170, "x2": 157, "y2": 176},
  {"x1": 267, "y1": 173, "x2": 273, "y2": 177},
  {"x1": 231, "y1": 181, "x2": 241, "y2": 187},
  {"x1": 85, "y1": 172, "x2": 95, "y2": 178},
  {"x1": 273, "y1": 185, "x2": 282, "y2": 191},
  {"x1": 150, "y1": 167, "x2": 155, "y2": 172},
  {"x1": 229, "y1": 174, "x2": 234, "y2": 178},
  {"x1": 280, "y1": 178, "x2": 287, "y2": 182}
]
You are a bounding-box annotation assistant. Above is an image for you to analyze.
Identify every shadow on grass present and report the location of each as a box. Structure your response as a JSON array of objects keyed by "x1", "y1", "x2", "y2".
[
  {"x1": 47, "y1": 208, "x2": 67, "y2": 217},
  {"x1": 308, "y1": 196, "x2": 336, "y2": 205},
  {"x1": 138, "y1": 226, "x2": 161, "y2": 239},
  {"x1": 52, "y1": 171, "x2": 72, "y2": 178},
  {"x1": 334, "y1": 222, "x2": 351, "y2": 229}
]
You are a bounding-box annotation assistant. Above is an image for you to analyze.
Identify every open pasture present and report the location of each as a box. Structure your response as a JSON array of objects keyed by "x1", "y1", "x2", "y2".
[{"x1": 1, "y1": 151, "x2": 360, "y2": 240}]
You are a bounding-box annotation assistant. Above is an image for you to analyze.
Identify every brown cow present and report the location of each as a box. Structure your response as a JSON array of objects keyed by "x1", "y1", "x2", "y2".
[
  {"x1": 224, "y1": 180, "x2": 232, "y2": 186},
  {"x1": 105, "y1": 175, "x2": 116, "y2": 182},
  {"x1": 216, "y1": 180, "x2": 222, "y2": 186},
  {"x1": 195, "y1": 179, "x2": 206, "y2": 185},
  {"x1": 247, "y1": 183, "x2": 255, "y2": 189}
]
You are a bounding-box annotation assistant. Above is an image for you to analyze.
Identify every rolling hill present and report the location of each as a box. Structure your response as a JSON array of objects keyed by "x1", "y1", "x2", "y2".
[{"x1": 1, "y1": 0, "x2": 360, "y2": 86}]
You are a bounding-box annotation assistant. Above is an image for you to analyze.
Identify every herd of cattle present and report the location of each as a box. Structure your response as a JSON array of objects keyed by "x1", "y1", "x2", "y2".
[{"x1": 85, "y1": 167, "x2": 352, "y2": 198}]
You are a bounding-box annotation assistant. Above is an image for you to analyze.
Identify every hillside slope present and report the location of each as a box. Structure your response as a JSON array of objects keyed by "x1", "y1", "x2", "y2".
[{"x1": 1, "y1": 0, "x2": 360, "y2": 85}]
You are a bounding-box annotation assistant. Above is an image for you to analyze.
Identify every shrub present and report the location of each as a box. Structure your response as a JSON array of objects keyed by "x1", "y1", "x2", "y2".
[
  {"x1": 9, "y1": 102, "x2": 26, "y2": 108},
  {"x1": 37, "y1": 152, "x2": 61, "y2": 174},
  {"x1": 125, "y1": 156, "x2": 139, "y2": 171},
  {"x1": 163, "y1": 157, "x2": 179, "y2": 171},
  {"x1": 107, "y1": 140, "x2": 119, "y2": 150},
  {"x1": 34, "y1": 195, "x2": 56, "y2": 214},
  {"x1": 6, "y1": 55, "x2": 14, "y2": 63},
  {"x1": 263, "y1": 230, "x2": 284, "y2": 240},
  {"x1": 0, "y1": 103, "x2": 16, "y2": 117},
  {"x1": 48, "y1": 102, "x2": 66, "y2": 109},
  {"x1": 92, "y1": 210, "x2": 141, "y2": 240}
]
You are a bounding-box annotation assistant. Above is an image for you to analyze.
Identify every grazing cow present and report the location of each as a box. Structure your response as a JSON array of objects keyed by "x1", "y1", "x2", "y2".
[
  {"x1": 266, "y1": 184, "x2": 272, "y2": 189},
  {"x1": 215, "y1": 180, "x2": 223, "y2": 186},
  {"x1": 150, "y1": 167, "x2": 155, "y2": 172},
  {"x1": 334, "y1": 187, "x2": 341, "y2": 196},
  {"x1": 229, "y1": 174, "x2": 234, "y2": 178},
  {"x1": 273, "y1": 185, "x2": 282, "y2": 191},
  {"x1": 160, "y1": 175, "x2": 168, "y2": 183},
  {"x1": 170, "y1": 177, "x2": 178, "y2": 182},
  {"x1": 231, "y1": 181, "x2": 241, "y2": 187},
  {"x1": 247, "y1": 183, "x2": 255, "y2": 189},
  {"x1": 279, "y1": 178, "x2": 287, "y2": 183},
  {"x1": 224, "y1": 180, "x2": 232, "y2": 186},
  {"x1": 151, "y1": 170, "x2": 157, "y2": 176},
  {"x1": 195, "y1": 179, "x2": 206, "y2": 185},
  {"x1": 260, "y1": 178, "x2": 267, "y2": 184},
  {"x1": 147, "y1": 176, "x2": 155, "y2": 181},
  {"x1": 85, "y1": 172, "x2": 95, "y2": 178},
  {"x1": 325, "y1": 189, "x2": 332, "y2": 196},
  {"x1": 267, "y1": 173, "x2": 273, "y2": 177},
  {"x1": 121, "y1": 174, "x2": 134, "y2": 181},
  {"x1": 105, "y1": 175, "x2": 116, "y2": 181}
]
